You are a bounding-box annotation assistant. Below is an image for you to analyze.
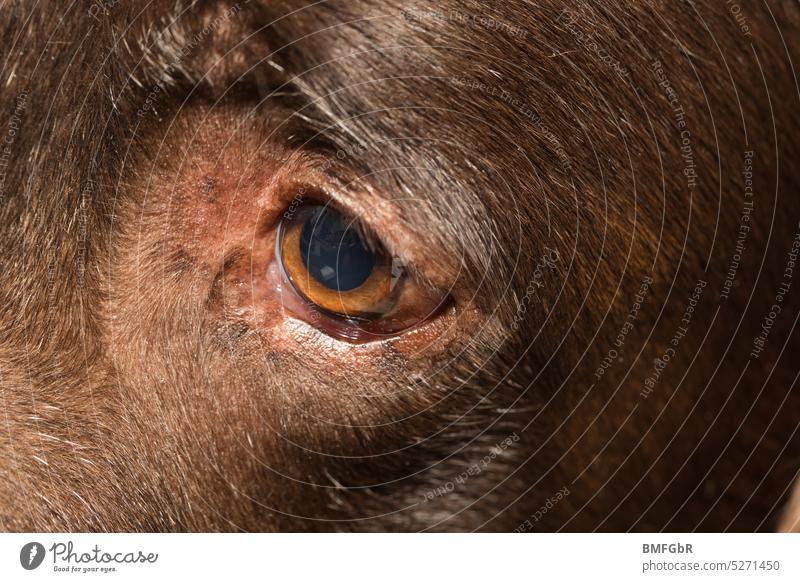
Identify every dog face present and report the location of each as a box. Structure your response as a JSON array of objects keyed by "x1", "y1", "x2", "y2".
[{"x1": 1, "y1": 1, "x2": 798, "y2": 531}]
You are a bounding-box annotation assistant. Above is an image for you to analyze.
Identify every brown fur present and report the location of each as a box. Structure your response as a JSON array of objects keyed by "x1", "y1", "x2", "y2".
[{"x1": 0, "y1": 0, "x2": 798, "y2": 531}]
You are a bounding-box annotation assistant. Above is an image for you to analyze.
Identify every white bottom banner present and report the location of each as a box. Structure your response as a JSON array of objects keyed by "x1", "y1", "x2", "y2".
[{"x1": 0, "y1": 534, "x2": 797, "y2": 581}]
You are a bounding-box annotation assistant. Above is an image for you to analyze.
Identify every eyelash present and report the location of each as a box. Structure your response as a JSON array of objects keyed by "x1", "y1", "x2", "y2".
[{"x1": 274, "y1": 196, "x2": 448, "y2": 342}]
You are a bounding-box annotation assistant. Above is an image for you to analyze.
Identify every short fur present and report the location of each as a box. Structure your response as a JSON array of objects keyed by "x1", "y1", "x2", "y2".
[{"x1": 0, "y1": 0, "x2": 798, "y2": 531}]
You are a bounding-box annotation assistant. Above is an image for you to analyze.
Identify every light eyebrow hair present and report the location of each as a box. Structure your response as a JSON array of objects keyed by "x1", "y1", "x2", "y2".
[{"x1": 126, "y1": 1, "x2": 503, "y2": 297}]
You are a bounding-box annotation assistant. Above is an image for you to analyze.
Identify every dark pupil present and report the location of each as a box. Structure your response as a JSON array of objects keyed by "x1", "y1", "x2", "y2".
[{"x1": 299, "y1": 206, "x2": 376, "y2": 292}]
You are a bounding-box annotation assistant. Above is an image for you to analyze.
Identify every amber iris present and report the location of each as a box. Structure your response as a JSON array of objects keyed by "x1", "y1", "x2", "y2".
[
  {"x1": 278, "y1": 204, "x2": 397, "y2": 318},
  {"x1": 276, "y1": 200, "x2": 447, "y2": 338}
]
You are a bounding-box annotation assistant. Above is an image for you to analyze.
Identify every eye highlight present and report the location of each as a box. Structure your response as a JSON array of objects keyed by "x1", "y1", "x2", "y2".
[
  {"x1": 275, "y1": 198, "x2": 447, "y2": 341},
  {"x1": 279, "y1": 204, "x2": 397, "y2": 318}
]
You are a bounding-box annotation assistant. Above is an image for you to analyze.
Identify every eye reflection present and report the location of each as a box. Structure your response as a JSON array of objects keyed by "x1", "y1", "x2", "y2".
[
  {"x1": 275, "y1": 199, "x2": 448, "y2": 339},
  {"x1": 299, "y1": 205, "x2": 377, "y2": 293}
]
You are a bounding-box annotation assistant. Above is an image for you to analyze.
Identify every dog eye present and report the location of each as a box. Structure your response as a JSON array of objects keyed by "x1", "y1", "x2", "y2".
[{"x1": 275, "y1": 200, "x2": 447, "y2": 341}]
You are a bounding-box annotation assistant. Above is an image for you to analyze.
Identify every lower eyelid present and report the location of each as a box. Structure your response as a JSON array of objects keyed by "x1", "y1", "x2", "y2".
[
  {"x1": 272, "y1": 245, "x2": 448, "y2": 348},
  {"x1": 269, "y1": 260, "x2": 384, "y2": 344}
]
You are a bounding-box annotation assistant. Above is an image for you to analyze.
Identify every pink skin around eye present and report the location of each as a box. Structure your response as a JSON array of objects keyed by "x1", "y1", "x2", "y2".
[{"x1": 148, "y1": 108, "x2": 470, "y2": 357}]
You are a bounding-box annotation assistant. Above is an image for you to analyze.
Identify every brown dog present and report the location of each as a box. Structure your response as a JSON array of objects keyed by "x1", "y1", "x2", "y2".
[{"x1": 0, "y1": 0, "x2": 798, "y2": 532}]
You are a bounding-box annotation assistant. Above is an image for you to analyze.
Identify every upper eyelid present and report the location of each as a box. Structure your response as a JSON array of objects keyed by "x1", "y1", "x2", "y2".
[
  {"x1": 306, "y1": 188, "x2": 442, "y2": 294},
  {"x1": 212, "y1": 91, "x2": 452, "y2": 289},
  {"x1": 199, "y1": 108, "x2": 455, "y2": 294},
  {"x1": 301, "y1": 161, "x2": 459, "y2": 287},
  {"x1": 283, "y1": 166, "x2": 431, "y2": 281}
]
